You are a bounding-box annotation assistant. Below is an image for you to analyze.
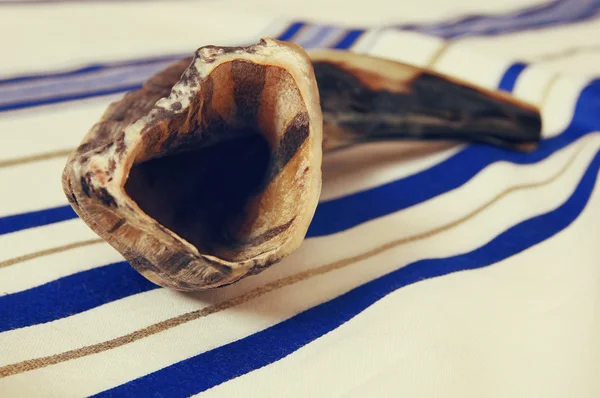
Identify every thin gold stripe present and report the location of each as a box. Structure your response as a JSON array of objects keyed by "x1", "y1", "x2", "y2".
[
  {"x1": 0, "y1": 239, "x2": 104, "y2": 269},
  {"x1": 0, "y1": 142, "x2": 582, "y2": 379},
  {"x1": 0, "y1": 149, "x2": 73, "y2": 169},
  {"x1": 538, "y1": 73, "x2": 560, "y2": 110},
  {"x1": 426, "y1": 41, "x2": 452, "y2": 68},
  {"x1": 532, "y1": 45, "x2": 600, "y2": 63}
]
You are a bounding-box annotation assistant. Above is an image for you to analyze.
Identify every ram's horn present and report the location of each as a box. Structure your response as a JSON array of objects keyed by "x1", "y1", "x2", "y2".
[
  {"x1": 308, "y1": 49, "x2": 541, "y2": 151},
  {"x1": 62, "y1": 38, "x2": 542, "y2": 291}
]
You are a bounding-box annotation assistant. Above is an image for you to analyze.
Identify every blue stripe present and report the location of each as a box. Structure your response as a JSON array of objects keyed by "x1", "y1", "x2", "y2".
[
  {"x1": 332, "y1": 29, "x2": 364, "y2": 49},
  {"x1": 298, "y1": 25, "x2": 337, "y2": 49},
  {"x1": 0, "y1": 77, "x2": 597, "y2": 333},
  {"x1": 498, "y1": 62, "x2": 527, "y2": 92},
  {"x1": 398, "y1": 0, "x2": 600, "y2": 39},
  {"x1": 0, "y1": 262, "x2": 158, "y2": 333},
  {"x1": 0, "y1": 205, "x2": 77, "y2": 236},
  {"x1": 94, "y1": 144, "x2": 600, "y2": 398},
  {"x1": 0, "y1": 55, "x2": 187, "y2": 86},
  {"x1": 0, "y1": 22, "x2": 303, "y2": 87},
  {"x1": 0, "y1": 83, "x2": 144, "y2": 112},
  {"x1": 0, "y1": 22, "x2": 306, "y2": 113},
  {"x1": 514, "y1": 0, "x2": 566, "y2": 19},
  {"x1": 0, "y1": 27, "x2": 360, "y2": 113},
  {"x1": 276, "y1": 21, "x2": 305, "y2": 41},
  {"x1": 1, "y1": 0, "x2": 598, "y2": 91},
  {"x1": 1, "y1": 1, "x2": 597, "y2": 114}
]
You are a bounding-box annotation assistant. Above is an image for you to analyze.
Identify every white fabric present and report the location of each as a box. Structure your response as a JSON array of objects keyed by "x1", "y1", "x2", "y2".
[{"x1": 1, "y1": 1, "x2": 599, "y2": 397}]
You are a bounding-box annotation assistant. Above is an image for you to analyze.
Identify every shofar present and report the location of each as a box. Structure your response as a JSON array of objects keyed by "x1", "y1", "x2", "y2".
[{"x1": 62, "y1": 38, "x2": 542, "y2": 291}]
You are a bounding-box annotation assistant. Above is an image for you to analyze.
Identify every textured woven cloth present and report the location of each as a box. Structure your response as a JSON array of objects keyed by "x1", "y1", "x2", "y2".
[{"x1": 1, "y1": 0, "x2": 600, "y2": 396}]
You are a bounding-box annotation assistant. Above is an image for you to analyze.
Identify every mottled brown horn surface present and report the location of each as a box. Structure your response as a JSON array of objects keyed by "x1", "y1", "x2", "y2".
[
  {"x1": 62, "y1": 38, "x2": 323, "y2": 291},
  {"x1": 62, "y1": 37, "x2": 542, "y2": 291},
  {"x1": 308, "y1": 50, "x2": 541, "y2": 151}
]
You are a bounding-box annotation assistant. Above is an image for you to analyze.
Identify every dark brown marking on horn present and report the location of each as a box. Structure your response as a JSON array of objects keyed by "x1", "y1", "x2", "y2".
[
  {"x1": 128, "y1": 255, "x2": 164, "y2": 278},
  {"x1": 143, "y1": 127, "x2": 162, "y2": 152},
  {"x1": 110, "y1": 103, "x2": 128, "y2": 122},
  {"x1": 203, "y1": 75, "x2": 215, "y2": 105},
  {"x1": 80, "y1": 174, "x2": 92, "y2": 198},
  {"x1": 186, "y1": 93, "x2": 204, "y2": 132},
  {"x1": 159, "y1": 108, "x2": 194, "y2": 153},
  {"x1": 202, "y1": 112, "x2": 227, "y2": 136},
  {"x1": 107, "y1": 218, "x2": 126, "y2": 233},
  {"x1": 96, "y1": 188, "x2": 118, "y2": 208},
  {"x1": 114, "y1": 131, "x2": 126, "y2": 159},
  {"x1": 78, "y1": 154, "x2": 90, "y2": 165},
  {"x1": 159, "y1": 129, "x2": 180, "y2": 153},
  {"x1": 246, "y1": 216, "x2": 296, "y2": 247},
  {"x1": 247, "y1": 254, "x2": 279, "y2": 276},
  {"x1": 128, "y1": 254, "x2": 215, "y2": 290},
  {"x1": 76, "y1": 142, "x2": 94, "y2": 155},
  {"x1": 75, "y1": 126, "x2": 115, "y2": 158},
  {"x1": 202, "y1": 271, "x2": 229, "y2": 286},
  {"x1": 151, "y1": 107, "x2": 173, "y2": 124},
  {"x1": 180, "y1": 71, "x2": 194, "y2": 86},
  {"x1": 231, "y1": 60, "x2": 266, "y2": 123},
  {"x1": 312, "y1": 61, "x2": 541, "y2": 149},
  {"x1": 265, "y1": 111, "x2": 310, "y2": 183},
  {"x1": 178, "y1": 59, "x2": 201, "y2": 87},
  {"x1": 79, "y1": 170, "x2": 118, "y2": 208},
  {"x1": 200, "y1": 256, "x2": 234, "y2": 276},
  {"x1": 69, "y1": 192, "x2": 79, "y2": 207},
  {"x1": 94, "y1": 122, "x2": 114, "y2": 142},
  {"x1": 161, "y1": 251, "x2": 194, "y2": 274},
  {"x1": 108, "y1": 158, "x2": 116, "y2": 174},
  {"x1": 175, "y1": 280, "x2": 206, "y2": 291},
  {"x1": 199, "y1": 75, "x2": 230, "y2": 136}
]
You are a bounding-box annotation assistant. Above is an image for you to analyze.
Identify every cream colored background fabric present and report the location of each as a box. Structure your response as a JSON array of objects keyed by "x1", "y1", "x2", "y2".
[{"x1": 1, "y1": 0, "x2": 599, "y2": 396}]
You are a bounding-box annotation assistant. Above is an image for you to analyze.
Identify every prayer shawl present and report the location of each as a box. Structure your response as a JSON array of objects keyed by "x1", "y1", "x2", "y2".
[{"x1": 1, "y1": 0, "x2": 599, "y2": 396}]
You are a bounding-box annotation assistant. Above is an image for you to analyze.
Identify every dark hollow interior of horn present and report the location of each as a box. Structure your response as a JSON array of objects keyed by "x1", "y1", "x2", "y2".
[
  {"x1": 124, "y1": 60, "x2": 309, "y2": 262},
  {"x1": 126, "y1": 133, "x2": 271, "y2": 257},
  {"x1": 312, "y1": 61, "x2": 542, "y2": 151}
]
